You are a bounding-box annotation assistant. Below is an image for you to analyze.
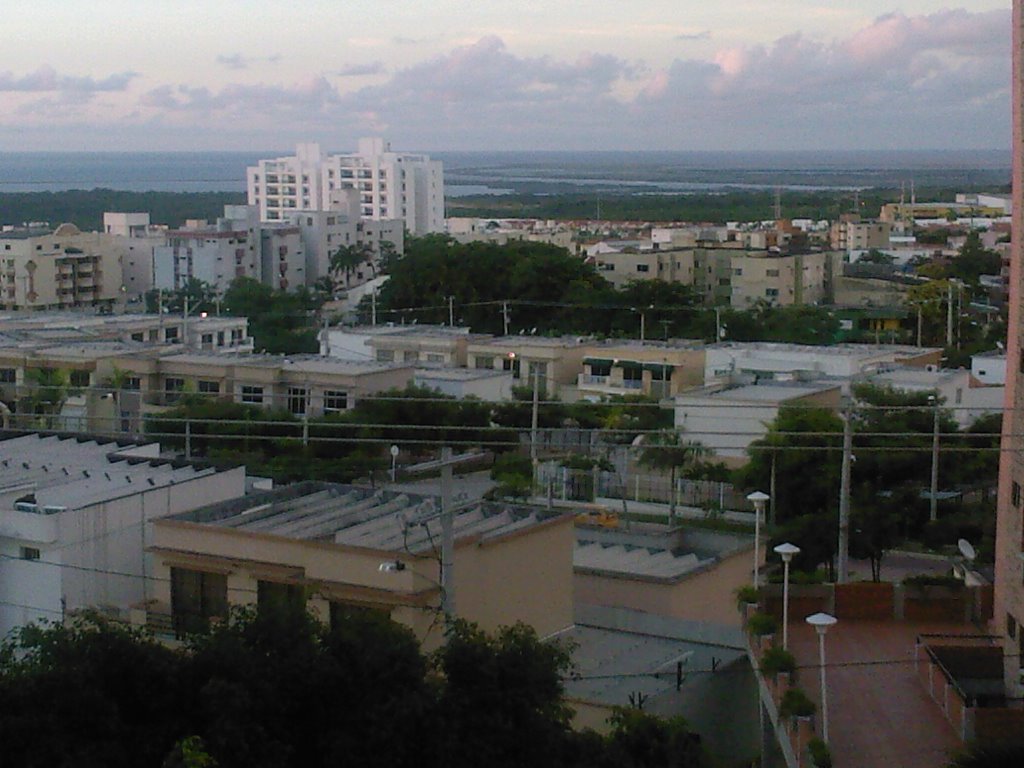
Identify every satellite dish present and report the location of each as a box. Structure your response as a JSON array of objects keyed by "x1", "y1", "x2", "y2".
[{"x1": 958, "y1": 538, "x2": 977, "y2": 562}]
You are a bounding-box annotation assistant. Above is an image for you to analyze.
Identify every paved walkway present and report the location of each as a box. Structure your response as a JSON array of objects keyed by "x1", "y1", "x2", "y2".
[{"x1": 786, "y1": 619, "x2": 974, "y2": 768}]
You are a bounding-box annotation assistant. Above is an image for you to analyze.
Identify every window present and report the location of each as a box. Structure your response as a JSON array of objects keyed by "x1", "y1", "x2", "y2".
[
  {"x1": 766, "y1": 269, "x2": 780, "y2": 277},
  {"x1": 171, "y1": 567, "x2": 228, "y2": 636},
  {"x1": 1009, "y1": 613, "x2": 1018, "y2": 640},
  {"x1": 240, "y1": 385, "x2": 263, "y2": 404},
  {"x1": 403, "y1": 350, "x2": 419, "y2": 363},
  {"x1": 765, "y1": 288, "x2": 780, "y2": 298},
  {"x1": 287, "y1": 386, "x2": 307, "y2": 416},
  {"x1": 164, "y1": 377, "x2": 185, "y2": 403},
  {"x1": 376, "y1": 349, "x2": 395, "y2": 362},
  {"x1": 589, "y1": 361, "x2": 612, "y2": 377},
  {"x1": 198, "y1": 380, "x2": 220, "y2": 394},
  {"x1": 323, "y1": 390, "x2": 348, "y2": 412},
  {"x1": 1012, "y1": 481, "x2": 1021, "y2": 508},
  {"x1": 70, "y1": 370, "x2": 90, "y2": 388},
  {"x1": 426, "y1": 353, "x2": 444, "y2": 363},
  {"x1": 528, "y1": 361, "x2": 548, "y2": 383},
  {"x1": 503, "y1": 356, "x2": 521, "y2": 379},
  {"x1": 0, "y1": 368, "x2": 15, "y2": 383},
  {"x1": 475, "y1": 356, "x2": 494, "y2": 370},
  {"x1": 257, "y1": 580, "x2": 306, "y2": 617},
  {"x1": 122, "y1": 376, "x2": 141, "y2": 391},
  {"x1": 20, "y1": 546, "x2": 40, "y2": 561},
  {"x1": 636, "y1": 264, "x2": 650, "y2": 273},
  {"x1": 165, "y1": 326, "x2": 179, "y2": 342},
  {"x1": 131, "y1": 332, "x2": 144, "y2": 342},
  {"x1": 201, "y1": 333, "x2": 214, "y2": 346},
  {"x1": 733, "y1": 268, "x2": 743, "y2": 276}
]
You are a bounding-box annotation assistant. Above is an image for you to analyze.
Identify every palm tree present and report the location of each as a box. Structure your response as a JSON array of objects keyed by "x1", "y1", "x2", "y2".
[
  {"x1": 329, "y1": 243, "x2": 375, "y2": 288},
  {"x1": 24, "y1": 367, "x2": 75, "y2": 429},
  {"x1": 637, "y1": 430, "x2": 709, "y2": 527}
]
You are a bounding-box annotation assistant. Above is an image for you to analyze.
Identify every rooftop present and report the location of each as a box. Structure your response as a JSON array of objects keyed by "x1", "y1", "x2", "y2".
[
  {"x1": 709, "y1": 342, "x2": 940, "y2": 358},
  {"x1": 0, "y1": 432, "x2": 224, "y2": 511},
  {"x1": 159, "y1": 352, "x2": 410, "y2": 376},
  {"x1": 174, "y1": 482, "x2": 565, "y2": 554},
  {"x1": 678, "y1": 381, "x2": 840, "y2": 403}
]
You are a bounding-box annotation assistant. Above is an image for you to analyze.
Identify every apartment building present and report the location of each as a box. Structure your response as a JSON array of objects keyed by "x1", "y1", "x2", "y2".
[
  {"x1": 829, "y1": 215, "x2": 892, "y2": 253},
  {"x1": 593, "y1": 248, "x2": 695, "y2": 289},
  {"x1": 466, "y1": 336, "x2": 589, "y2": 398},
  {"x1": 577, "y1": 340, "x2": 705, "y2": 399},
  {"x1": 106, "y1": 352, "x2": 413, "y2": 420},
  {"x1": 288, "y1": 192, "x2": 404, "y2": 287},
  {"x1": 247, "y1": 138, "x2": 444, "y2": 235},
  {"x1": 0, "y1": 224, "x2": 125, "y2": 311},
  {"x1": 103, "y1": 213, "x2": 169, "y2": 296},
  {"x1": 446, "y1": 218, "x2": 575, "y2": 251},
  {"x1": 727, "y1": 250, "x2": 840, "y2": 308},
  {"x1": 154, "y1": 206, "x2": 304, "y2": 293}
]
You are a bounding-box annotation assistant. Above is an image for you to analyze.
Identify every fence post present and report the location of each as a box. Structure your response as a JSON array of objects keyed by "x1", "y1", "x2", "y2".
[{"x1": 184, "y1": 418, "x2": 192, "y2": 460}]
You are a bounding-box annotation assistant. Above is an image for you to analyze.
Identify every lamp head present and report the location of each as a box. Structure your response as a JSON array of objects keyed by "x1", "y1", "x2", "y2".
[
  {"x1": 747, "y1": 490, "x2": 769, "y2": 513},
  {"x1": 774, "y1": 542, "x2": 801, "y2": 563},
  {"x1": 805, "y1": 612, "x2": 837, "y2": 635}
]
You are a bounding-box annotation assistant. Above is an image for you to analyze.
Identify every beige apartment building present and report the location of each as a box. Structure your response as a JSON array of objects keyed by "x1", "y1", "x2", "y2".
[
  {"x1": 466, "y1": 336, "x2": 589, "y2": 398},
  {"x1": 108, "y1": 352, "x2": 413, "y2": 418},
  {"x1": 829, "y1": 215, "x2": 892, "y2": 252},
  {"x1": 728, "y1": 250, "x2": 839, "y2": 308},
  {"x1": 147, "y1": 483, "x2": 574, "y2": 649},
  {"x1": 593, "y1": 248, "x2": 695, "y2": 289},
  {"x1": 577, "y1": 340, "x2": 705, "y2": 399},
  {"x1": 0, "y1": 224, "x2": 126, "y2": 311}
]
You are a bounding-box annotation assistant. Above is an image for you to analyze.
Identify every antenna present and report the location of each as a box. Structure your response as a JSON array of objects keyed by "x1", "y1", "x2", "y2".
[{"x1": 773, "y1": 187, "x2": 782, "y2": 220}]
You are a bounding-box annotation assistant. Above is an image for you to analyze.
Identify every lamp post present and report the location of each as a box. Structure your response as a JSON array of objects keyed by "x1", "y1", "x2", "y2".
[
  {"x1": 806, "y1": 612, "x2": 838, "y2": 742},
  {"x1": 774, "y1": 542, "x2": 801, "y2": 650},
  {"x1": 747, "y1": 491, "x2": 769, "y2": 588}
]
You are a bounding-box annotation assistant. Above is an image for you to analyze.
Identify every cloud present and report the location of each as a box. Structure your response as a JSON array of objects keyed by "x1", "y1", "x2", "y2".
[
  {"x1": 334, "y1": 62, "x2": 387, "y2": 77},
  {"x1": 0, "y1": 65, "x2": 137, "y2": 93},
  {"x1": 3, "y1": 8, "x2": 1010, "y2": 151},
  {"x1": 675, "y1": 31, "x2": 711, "y2": 42},
  {"x1": 216, "y1": 53, "x2": 282, "y2": 70}
]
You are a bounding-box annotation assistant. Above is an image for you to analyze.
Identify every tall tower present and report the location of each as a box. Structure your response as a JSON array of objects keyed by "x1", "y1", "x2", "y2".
[{"x1": 993, "y1": 0, "x2": 1024, "y2": 703}]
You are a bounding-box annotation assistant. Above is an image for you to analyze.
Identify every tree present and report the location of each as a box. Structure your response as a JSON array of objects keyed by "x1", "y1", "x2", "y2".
[
  {"x1": 329, "y1": 243, "x2": 375, "y2": 288},
  {"x1": 604, "y1": 709, "x2": 707, "y2": 768},
  {"x1": 221, "y1": 278, "x2": 322, "y2": 353},
  {"x1": 23, "y1": 367, "x2": 77, "y2": 428},
  {"x1": 638, "y1": 430, "x2": 709, "y2": 526}
]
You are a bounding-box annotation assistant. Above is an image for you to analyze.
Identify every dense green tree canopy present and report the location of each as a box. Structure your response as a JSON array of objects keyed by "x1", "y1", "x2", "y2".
[{"x1": 0, "y1": 610, "x2": 709, "y2": 768}]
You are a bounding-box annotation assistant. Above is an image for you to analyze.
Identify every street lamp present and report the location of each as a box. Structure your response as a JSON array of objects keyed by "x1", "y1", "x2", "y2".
[
  {"x1": 805, "y1": 612, "x2": 838, "y2": 742},
  {"x1": 774, "y1": 542, "x2": 801, "y2": 650},
  {"x1": 747, "y1": 491, "x2": 770, "y2": 588}
]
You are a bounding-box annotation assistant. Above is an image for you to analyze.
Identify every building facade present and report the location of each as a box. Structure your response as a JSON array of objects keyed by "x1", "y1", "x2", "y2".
[
  {"x1": 247, "y1": 138, "x2": 445, "y2": 235},
  {"x1": 0, "y1": 224, "x2": 126, "y2": 311}
]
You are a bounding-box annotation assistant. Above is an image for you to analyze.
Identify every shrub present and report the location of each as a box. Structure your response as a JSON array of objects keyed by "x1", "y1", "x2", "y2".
[
  {"x1": 903, "y1": 574, "x2": 964, "y2": 590},
  {"x1": 746, "y1": 612, "x2": 777, "y2": 637},
  {"x1": 735, "y1": 585, "x2": 760, "y2": 609},
  {"x1": 808, "y1": 737, "x2": 833, "y2": 768},
  {"x1": 779, "y1": 688, "x2": 815, "y2": 719},
  {"x1": 760, "y1": 646, "x2": 796, "y2": 676}
]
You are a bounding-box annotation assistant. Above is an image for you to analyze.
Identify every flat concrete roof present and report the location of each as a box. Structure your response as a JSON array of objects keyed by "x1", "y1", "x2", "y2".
[{"x1": 174, "y1": 482, "x2": 565, "y2": 554}]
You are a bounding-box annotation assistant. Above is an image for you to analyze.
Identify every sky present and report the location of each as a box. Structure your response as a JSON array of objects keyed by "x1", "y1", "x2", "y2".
[{"x1": 0, "y1": 1, "x2": 1011, "y2": 152}]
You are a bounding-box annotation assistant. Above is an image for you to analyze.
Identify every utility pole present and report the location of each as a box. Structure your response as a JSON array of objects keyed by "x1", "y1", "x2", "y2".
[
  {"x1": 371, "y1": 289, "x2": 377, "y2": 326},
  {"x1": 916, "y1": 305, "x2": 923, "y2": 347},
  {"x1": 530, "y1": 368, "x2": 540, "y2": 484},
  {"x1": 837, "y1": 399, "x2": 853, "y2": 583},
  {"x1": 929, "y1": 396, "x2": 940, "y2": 523},
  {"x1": 440, "y1": 446, "x2": 454, "y2": 618},
  {"x1": 183, "y1": 295, "x2": 190, "y2": 349},
  {"x1": 448, "y1": 295, "x2": 455, "y2": 327},
  {"x1": 502, "y1": 301, "x2": 510, "y2": 336},
  {"x1": 322, "y1": 315, "x2": 330, "y2": 356},
  {"x1": 946, "y1": 282, "x2": 954, "y2": 348},
  {"x1": 639, "y1": 309, "x2": 645, "y2": 342}
]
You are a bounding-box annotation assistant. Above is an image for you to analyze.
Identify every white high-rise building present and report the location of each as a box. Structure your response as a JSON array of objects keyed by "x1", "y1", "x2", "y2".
[{"x1": 247, "y1": 138, "x2": 444, "y2": 235}]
